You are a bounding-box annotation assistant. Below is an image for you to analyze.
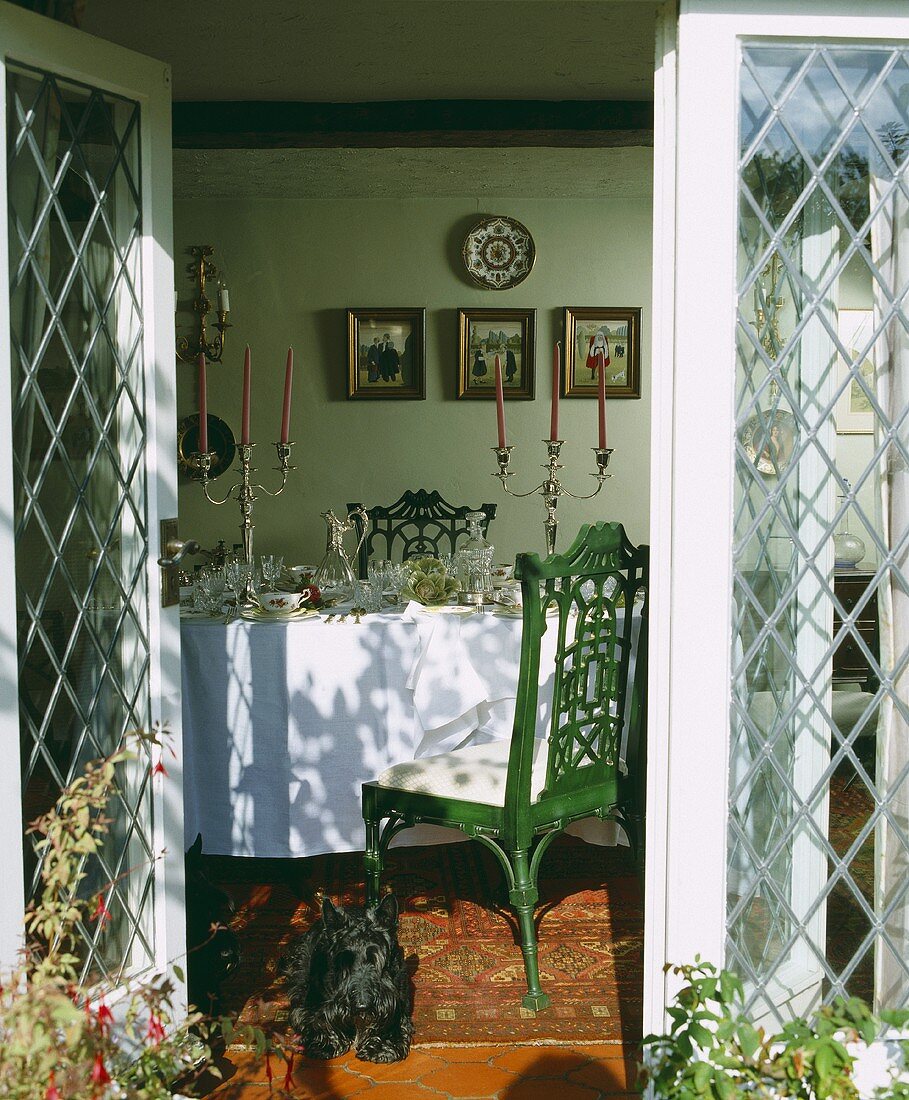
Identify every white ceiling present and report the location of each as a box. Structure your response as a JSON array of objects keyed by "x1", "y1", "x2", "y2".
[{"x1": 81, "y1": 0, "x2": 658, "y2": 103}]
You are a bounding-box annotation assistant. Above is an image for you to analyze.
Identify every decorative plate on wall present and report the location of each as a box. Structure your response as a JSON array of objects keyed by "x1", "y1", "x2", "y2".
[
  {"x1": 739, "y1": 409, "x2": 798, "y2": 476},
  {"x1": 177, "y1": 412, "x2": 236, "y2": 480},
  {"x1": 462, "y1": 215, "x2": 536, "y2": 290}
]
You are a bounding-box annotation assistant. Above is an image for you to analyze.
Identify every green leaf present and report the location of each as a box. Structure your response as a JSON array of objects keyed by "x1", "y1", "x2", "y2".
[
  {"x1": 173, "y1": 964, "x2": 185, "y2": 983},
  {"x1": 713, "y1": 1071, "x2": 736, "y2": 1100},
  {"x1": 719, "y1": 970, "x2": 742, "y2": 1006},
  {"x1": 738, "y1": 1022, "x2": 761, "y2": 1059},
  {"x1": 689, "y1": 1022, "x2": 713, "y2": 1048},
  {"x1": 692, "y1": 1060, "x2": 712, "y2": 1092}
]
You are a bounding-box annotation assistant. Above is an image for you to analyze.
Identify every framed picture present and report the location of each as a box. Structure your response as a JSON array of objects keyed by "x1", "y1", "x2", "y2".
[
  {"x1": 563, "y1": 306, "x2": 642, "y2": 398},
  {"x1": 347, "y1": 308, "x2": 426, "y2": 399},
  {"x1": 457, "y1": 308, "x2": 535, "y2": 399},
  {"x1": 836, "y1": 308, "x2": 875, "y2": 434}
]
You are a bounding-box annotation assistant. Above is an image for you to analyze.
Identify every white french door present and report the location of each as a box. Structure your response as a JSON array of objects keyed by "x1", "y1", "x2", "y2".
[
  {"x1": 0, "y1": 3, "x2": 184, "y2": 991},
  {"x1": 648, "y1": 0, "x2": 909, "y2": 1029}
]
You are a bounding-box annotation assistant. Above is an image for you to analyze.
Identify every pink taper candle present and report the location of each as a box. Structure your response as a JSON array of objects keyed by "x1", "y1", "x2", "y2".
[
  {"x1": 241, "y1": 345, "x2": 251, "y2": 446},
  {"x1": 494, "y1": 356, "x2": 506, "y2": 449},
  {"x1": 280, "y1": 347, "x2": 294, "y2": 444},
  {"x1": 198, "y1": 353, "x2": 208, "y2": 453},
  {"x1": 550, "y1": 342, "x2": 560, "y2": 441},
  {"x1": 597, "y1": 354, "x2": 608, "y2": 449}
]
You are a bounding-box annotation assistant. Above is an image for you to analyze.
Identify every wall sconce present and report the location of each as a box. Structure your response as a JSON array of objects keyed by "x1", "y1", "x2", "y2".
[{"x1": 176, "y1": 245, "x2": 232, "y2": 364}]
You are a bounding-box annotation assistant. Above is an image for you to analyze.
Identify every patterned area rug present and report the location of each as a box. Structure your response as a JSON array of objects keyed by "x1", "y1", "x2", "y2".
[
  {"x1": 826, "y1": 766, "x2": 875, "y2": 1002},
  {"x1": 204, "y1": 836, "x2": 643, "y2": 1046}
]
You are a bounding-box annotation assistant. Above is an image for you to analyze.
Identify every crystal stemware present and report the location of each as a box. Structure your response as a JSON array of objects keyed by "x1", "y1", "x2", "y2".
[
  {"x1": 261, "y1": 553, "x2": 284, "y2": 589},
  {"x1": 368, "y1": 558, "x2": 392, "y2": 592}
]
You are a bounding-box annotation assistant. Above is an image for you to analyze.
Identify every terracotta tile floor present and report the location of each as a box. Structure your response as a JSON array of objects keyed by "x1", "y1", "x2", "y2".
[{"x1": 204, "y1": 1043, "x2": 639, "y2": 1099}]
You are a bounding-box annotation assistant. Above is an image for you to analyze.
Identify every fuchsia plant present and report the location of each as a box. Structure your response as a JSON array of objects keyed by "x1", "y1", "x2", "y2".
[{"x1": 0, "y1": 729, "x2": 265, "y2": 1099}]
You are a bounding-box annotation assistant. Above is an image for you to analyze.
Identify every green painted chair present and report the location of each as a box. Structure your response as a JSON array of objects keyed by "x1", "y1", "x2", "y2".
[
  {"x1": 347, "y1": 490, "x2": 496, "y2": 579},
  {"x1": 362, "y1": 521, "x2": 649, "y2": 1010}
]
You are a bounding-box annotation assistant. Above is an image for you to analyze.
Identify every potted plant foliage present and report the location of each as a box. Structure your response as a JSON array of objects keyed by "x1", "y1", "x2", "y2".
[
  {"x1": 0, "y1": 730, "x2": 265, "y2": 1098},
  {"x1": 641, "y1": 961, "x2": 909, "y2": 1099}
]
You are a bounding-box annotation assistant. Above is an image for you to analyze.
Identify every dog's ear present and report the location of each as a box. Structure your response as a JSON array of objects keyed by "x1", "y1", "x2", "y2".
[
  {"x1": 373, "y1": 891, "x2": 398, "y2": 930},
  {"x1": 187, "y1": 833, "x2": 203, "y2": 864},
  {"x1": 321, "y1": 897, "x2": 346, "y2": 931}
]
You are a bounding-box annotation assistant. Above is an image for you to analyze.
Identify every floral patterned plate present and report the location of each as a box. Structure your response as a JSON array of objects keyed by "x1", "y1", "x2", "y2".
[{"x1": 462, "y1": 215, "x2": 536, "y2": 290}]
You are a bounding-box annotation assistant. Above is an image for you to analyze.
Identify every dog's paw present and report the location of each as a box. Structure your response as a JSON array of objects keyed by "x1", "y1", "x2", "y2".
[
  {"x1": 356, "y1": 1036, "x2": 410, "y2": 1063},
  {"x1": 305, "y1": 1034, "x2": 351, "y2": 1060}
]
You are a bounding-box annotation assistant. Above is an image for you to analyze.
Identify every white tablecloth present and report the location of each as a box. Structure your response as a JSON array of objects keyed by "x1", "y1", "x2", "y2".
[{"x1": 181, "y1": 603, "x2": 638, "y2": 858}]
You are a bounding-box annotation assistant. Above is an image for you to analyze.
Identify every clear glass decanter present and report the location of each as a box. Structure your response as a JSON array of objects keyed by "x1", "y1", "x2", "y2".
[
  {"x1": 314, "y1": 507, "x2": 369, "y2": 600},
  {"x1": 833, "y1": 482, "x2": 866, "y2": 568},
  {"x1": 457, "y1": 511, "x2": 494, "y2": 607}
]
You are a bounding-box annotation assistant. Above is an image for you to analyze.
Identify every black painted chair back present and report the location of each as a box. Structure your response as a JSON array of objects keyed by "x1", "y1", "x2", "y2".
[{"x1": 347, "y1": 490, "x2": 496, "y2": 578}]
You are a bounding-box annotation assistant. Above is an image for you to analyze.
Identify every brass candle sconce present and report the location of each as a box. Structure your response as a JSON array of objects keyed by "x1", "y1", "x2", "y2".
[{"x1": 176, "y1": 245, "x2": 232, "y2": 364}]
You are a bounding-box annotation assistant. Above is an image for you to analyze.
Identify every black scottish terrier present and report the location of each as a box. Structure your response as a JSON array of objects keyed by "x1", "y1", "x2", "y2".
[
  {"x1": 185, "y1": 834, "x2": 241, "y2": 1012},
  {"x1": 280, "y1": 892, "x2": 413, "y2": 1063}
]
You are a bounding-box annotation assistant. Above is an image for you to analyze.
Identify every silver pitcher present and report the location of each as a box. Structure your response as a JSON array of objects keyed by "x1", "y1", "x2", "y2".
[{"x1": 314, "y1": 506, "x2": 369, "y2": 600}]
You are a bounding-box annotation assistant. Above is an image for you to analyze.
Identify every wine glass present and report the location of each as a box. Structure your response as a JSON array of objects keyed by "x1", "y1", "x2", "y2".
[
  {"x1": 368, "y1": 558, "x2": 391, "y2": 593},
  {"x1": 261, "y1": 554, "x2": 284, "y2": 590}
]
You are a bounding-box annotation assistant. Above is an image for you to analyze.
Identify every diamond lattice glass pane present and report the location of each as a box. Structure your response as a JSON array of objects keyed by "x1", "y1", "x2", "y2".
[
  {"x1": 779, "y1": 55, "x2": 853, "y2": 164},
  {"x1": 6, "y1": 62, "x2": 152, "y2": 980},
  {"x1": 731, "y1": 43, "x2": 909, "y2": 1019}
]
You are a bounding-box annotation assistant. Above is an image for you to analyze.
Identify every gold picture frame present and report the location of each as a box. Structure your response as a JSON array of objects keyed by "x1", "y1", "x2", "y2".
[
  {"x1": 563, "y1": 306, "x2": 642, "y2": 398},
  {"x1": 457, "y1": 307, "x2": 535, "y2": 399},
  {"x1": 347, "y1": 308, "x2": 426, "y2": 400},
  {"x1": 835, "y1": 308, "x2": 875, "y2": 434}
]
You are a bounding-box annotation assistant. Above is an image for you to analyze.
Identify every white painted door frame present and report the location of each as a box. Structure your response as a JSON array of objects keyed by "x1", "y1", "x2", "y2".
[
  {"x1": 645, "y1": 0, "x2": 909, "y2": 1030},
  {"x1": 0, "y1": 1, "x2": 184, "y2": 988}
]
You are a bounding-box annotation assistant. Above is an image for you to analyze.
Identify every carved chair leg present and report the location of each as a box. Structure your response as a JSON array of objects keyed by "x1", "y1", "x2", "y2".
[
  {"x1": 507, "y1": 848, "x2": 551, "y2": 1012},
  {"x1": 363, "y1": 791, "x2": 382, "y2": 907}
]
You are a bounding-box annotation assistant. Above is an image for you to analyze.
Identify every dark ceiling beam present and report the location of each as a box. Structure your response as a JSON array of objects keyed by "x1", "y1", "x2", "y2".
[{"x1": 172, "y1": 99, "x2": 654, "y2": 149}]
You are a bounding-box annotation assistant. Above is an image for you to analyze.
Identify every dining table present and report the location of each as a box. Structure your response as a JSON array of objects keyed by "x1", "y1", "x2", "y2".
[{"x1": 181, "y1": 599, "x2": 641, "y2": 859}]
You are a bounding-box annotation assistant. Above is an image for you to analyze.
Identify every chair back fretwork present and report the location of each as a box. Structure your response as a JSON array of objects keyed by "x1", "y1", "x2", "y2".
[{"x1": 348, "y1": 490, "x2": 496, "y2": 578}]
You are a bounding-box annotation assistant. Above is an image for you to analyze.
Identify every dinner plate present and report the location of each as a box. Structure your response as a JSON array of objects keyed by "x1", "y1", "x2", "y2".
[
  {"x1": 416, "y1": 603, "x2": 478, "y2": 614},
  {"x1": 240, "y1": 606, "x2": 319, "y2": 623},
  {"x1": 493, "y1": 604, "x2": 561, "y2": 618}
]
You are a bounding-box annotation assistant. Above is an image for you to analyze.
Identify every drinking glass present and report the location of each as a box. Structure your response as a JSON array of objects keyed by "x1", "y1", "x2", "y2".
[
  {"x1": 224, "y1": 557, "x2": 245, "y2": 595},
  {"x1": 355, "y1": 579, "x2": 383, "y2": 614},
  {"x1": 261, "y1": 554, "x2": 284, "y2": 590},
  {"x1": 384, "y1": 563, "x2": 407, "y2": 606},
  {"x1": 193, "y1": 571, "x2": 226, "y2": 615},
  {"x1": 368, "y1": 558, "x2": 391, "y2": 592}
]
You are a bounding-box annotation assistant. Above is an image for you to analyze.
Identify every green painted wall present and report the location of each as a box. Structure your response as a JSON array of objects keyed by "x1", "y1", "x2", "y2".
[{"x1": 173, "y1": 196, "x2": 652, "y2": 567}]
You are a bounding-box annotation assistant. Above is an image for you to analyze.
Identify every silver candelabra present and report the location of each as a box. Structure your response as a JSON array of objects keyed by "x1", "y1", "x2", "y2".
[
  {"x1": 191, "y1": 441, "x2": 296, "y2": 607},
  {"x1": 493, "y1": 440, "x2": 613, "y2": 555}
]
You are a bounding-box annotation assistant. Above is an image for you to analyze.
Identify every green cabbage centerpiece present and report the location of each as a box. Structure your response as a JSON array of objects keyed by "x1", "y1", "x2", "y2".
[{"x1": 401, "y1": 556, "x2": 459, "y2": 606}]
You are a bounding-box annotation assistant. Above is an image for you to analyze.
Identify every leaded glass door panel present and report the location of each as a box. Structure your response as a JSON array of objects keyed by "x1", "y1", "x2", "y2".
[
  {"x1": 653, "y1": 0, "x2": 909, "y2": 1030},
  {"x1": 731, "y1": 36, "x2": 909, "y2": 1022},
  {"x1": 0, "y1": 6, "x2": 182, "y2": 987}
]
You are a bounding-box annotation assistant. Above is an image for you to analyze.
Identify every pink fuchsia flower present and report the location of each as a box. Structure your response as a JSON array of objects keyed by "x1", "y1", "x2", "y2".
[
  {"x1": 91, "y1": 1050, "x2": 111, "y2": 1087},
  {"x1": 92, "y1": 895, "x2": 112, "y2": 924},
  {"x1": 96, "y1": 1000, "x2": 114, "y2": 1035},
  {"x1": 283, "y1": 1051, "x2": 295, "y2": 1090},
  {"x1": 45, "y1": 1071, "x2": 61, "y2": 1100},
  {"x1": 146, "y1": 1012, "x2": 166, "y2": 1045}
]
